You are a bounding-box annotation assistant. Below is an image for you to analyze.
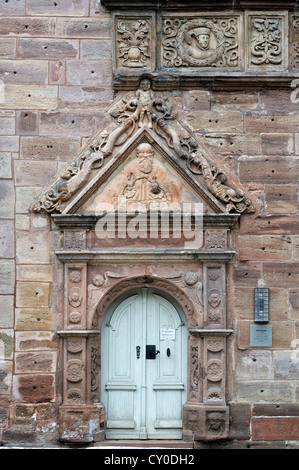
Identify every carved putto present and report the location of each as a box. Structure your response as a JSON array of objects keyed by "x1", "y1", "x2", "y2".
[{"x1": 32, "y1": 78, "x2": 254, "y2": 215}]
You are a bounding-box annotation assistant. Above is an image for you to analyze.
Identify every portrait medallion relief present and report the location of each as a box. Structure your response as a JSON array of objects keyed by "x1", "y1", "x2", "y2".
[{"x1": 162, "y1": 17, "x2": 240, "y2": 68}]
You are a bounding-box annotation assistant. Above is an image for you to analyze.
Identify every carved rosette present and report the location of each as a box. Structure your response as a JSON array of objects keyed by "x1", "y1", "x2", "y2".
[
  {"x1": 203, "y1": 337, "x2": 226, "y2": 405},
  {"x1": 162, "y1": 16, "x2": 240, "y2": 69},
  {"x1": 246, "y1": 12, "x2": 287, "y2": 71},
  {"x1": 205, "y1": 230, "x2": 227, "y2": 251},
  {"x1": 65, "y1": 264, "x2": 87, "y2": 330},
  {"x1": 64, "y1": 337, "x2": 86, "y2": 405}
]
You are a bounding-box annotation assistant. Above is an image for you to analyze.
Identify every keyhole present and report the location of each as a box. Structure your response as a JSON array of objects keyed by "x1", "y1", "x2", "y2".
[{"x1": 167, "y1": 348, "x2": 171, "y2": 357}]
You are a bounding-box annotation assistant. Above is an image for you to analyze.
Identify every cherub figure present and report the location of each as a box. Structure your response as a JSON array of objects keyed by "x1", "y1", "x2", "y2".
[{"x1": 135, "y1": 78, "x2": 154, "y2": 128}]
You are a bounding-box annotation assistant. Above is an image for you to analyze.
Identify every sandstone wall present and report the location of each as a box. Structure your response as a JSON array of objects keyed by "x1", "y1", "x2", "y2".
[{"x1": 0, "y1": 0, "x2": 298, "y2": 447}]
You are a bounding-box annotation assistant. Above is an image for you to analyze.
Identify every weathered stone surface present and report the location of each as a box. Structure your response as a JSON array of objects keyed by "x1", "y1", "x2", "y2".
[
  {"x1": 0, "y1": 259, "x2": 15, "y2": 294},
  {"x1": 15, "y1": 308, "x2": 54, "y2": 331},
  {"x1": 0, "y1": 220, "x2": 14, "y2": 258},
  {"x1": 265, "y1": 184, "x2": 298, "y2": 214},
  {"x1": 261, "y1": 133, "x2": 294, "y2": 156},
  {"x1": 263, "y1": 263, "x2": 299, "y2": 288},
  {"x1": 1, "y1": 85, "x2": 58, "y2": 110},
  {"x1": 58, "y1": 86, "x2": 113, "y2": 109},
  {"x1": 16, "y1": 282, "x2": 50, "y2": 308},
  {"x1": 20, "y1": 136, "x2": 81, "y2": 161},
  {"x1": 228, "y1": 403, "x2": 251, "y2": 440},
  {"x1": 202, "y1": 133, "x2": 260, "y2": 156},
  {"x1": 0, "y1": 361, "x2": 12, "y2": 396},
  {"x1": 182, "y1": 90, "x2": 211, "y2": 111},
  {"x1": 15, "y1": 352, "x2": 56, "y2": 373},
  {"x1": 0, "y1": 60, "x2": 48, "y2": 84},
  {"x1": 0, "y1": 0, "x2": 25, "y2": 15},
  {"x1": 26, "y1": 0, "x2": 89, "y2": 16},
  {"x1": 238, "y1": 235, "x2": 292, "y2": 261},
  {"x1": 0, "y1": 152, "x2": 12, "y2": 178},
  {"x1": 274, "y1": 351, "x2": 299, "y2": 380},
  {"x1": 0, "y1": 135, "x2": 19, "y2": 152},
  {"x1": 15, "y1": 187, "x2": 42, "y2": 213},
  {"x1": 186, "y1": 111, "x2": 243, "y2": 133},
  {"x1": 236, "y1": 381, "x2": 294, "y2": 403},
  {"x1": 236, "y1": 350, "x2": 273, "y2": 380},
  {"x1": 0, "y1": 330, "x2": 13, "y2": 360},
  {"x1": 13, "y1": 374, "x2": 54, "y2": 403},
  {"x1": 245, "y1": 112, "x2": 299, "y2": 133},
  {"x1": 16, "y1": 265, "x2": 52, "y2": 282},
  {"x1": 39, "y1": 111, "x2": 109, "y2": 136},
  {"x1": 0, "y1": 16, "x2": 56, "y2": 36},
  {"x1": 66, "y1": 60, "x2": 111, "y2": 86},
  {"x1": 16, "y1": 231, "x2": 50, "y2": 264},
  {"x1": 252, "y1": 417, "x2": 299, "y2": 441},
  {"x1": 16, "y1": 111, "x2": 38, "y2": 135},
  {"x1": 15, "y1": 332, "x2": 56, "y2": 351},
  {"x1": 239, "y1": 214, "x2": 299, "y2": 235},
  {"x1": 0, "y1": 180, "x2": 15, "y2": 218},
  {"x1": 56, "y1": 16, "x2": 111, "y2": 37},
  {"x1": 0, "y1": 295, "x2": 14, "y2": 328},
  {"x1": 239, "y1": 156, "x2": 299, "y2": 183},
  {"x1": 212, "y1": 91, "x2": 259, "y2": 110},
  {"x1": 17, "y1": 38, "x2": 79, "y2": 60},
  {"x1": 14, "y1": 160, "x2": 57, "y2": 186}
]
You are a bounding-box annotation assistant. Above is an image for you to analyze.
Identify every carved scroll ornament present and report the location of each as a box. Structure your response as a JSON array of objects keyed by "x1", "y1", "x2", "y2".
[
  {"x1": 32, "y1": 79, "x2": 254, "y2": 215},
  {"x1": 162, "y1": 17, "x2": 239, "y2": 68},
  {"x1": 250, "y1": 17, "x2": 282, "y2": 66}
]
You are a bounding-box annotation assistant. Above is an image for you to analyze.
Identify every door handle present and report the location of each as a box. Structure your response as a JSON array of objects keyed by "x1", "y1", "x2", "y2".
[{"x1": 155, "y1": 349, "x2": 160, "y2": 356}]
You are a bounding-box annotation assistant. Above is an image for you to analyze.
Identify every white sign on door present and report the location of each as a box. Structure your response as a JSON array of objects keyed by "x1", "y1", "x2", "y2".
[{"x1": 160, "y1": 328, "x2": 175, "y2": 340}]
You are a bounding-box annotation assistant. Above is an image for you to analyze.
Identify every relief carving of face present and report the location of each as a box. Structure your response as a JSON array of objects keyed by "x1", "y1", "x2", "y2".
[{"x1": 196, "y1": 33, "x2": 210, "y2": 50}]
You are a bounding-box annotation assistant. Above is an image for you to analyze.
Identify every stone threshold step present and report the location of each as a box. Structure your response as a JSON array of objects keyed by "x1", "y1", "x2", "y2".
[{"x1": 92, "y1": 440, "x2": 194, "y2": 448}]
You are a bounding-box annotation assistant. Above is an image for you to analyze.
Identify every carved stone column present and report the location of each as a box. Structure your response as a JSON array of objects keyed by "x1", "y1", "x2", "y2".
[
  {"x1": 54, "y1": 220, "x2": 103, "y2": 443},
  {"x1": 183, "y1": 228, "x2": 233, "y2": 441}
]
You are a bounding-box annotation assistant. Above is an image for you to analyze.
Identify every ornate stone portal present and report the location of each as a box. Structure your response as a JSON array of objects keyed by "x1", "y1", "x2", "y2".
[{"x1": 33, "y1": 78, "x2": 254, "y2": 443}]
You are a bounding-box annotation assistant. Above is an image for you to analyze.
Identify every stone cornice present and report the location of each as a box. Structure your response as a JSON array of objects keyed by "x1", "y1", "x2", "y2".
[
  {"x1": 52, "y1": 213, "x2": 240, "y2": 230},
  {"x1": 55, "y1": 249, "x2": 236, "y2": 263},
  {"x1": 113, "y1": 72, "x2": 299, "y2": 92},
  {"x1": 101, "y1": 0, "x2": 297, "y2": 11}
]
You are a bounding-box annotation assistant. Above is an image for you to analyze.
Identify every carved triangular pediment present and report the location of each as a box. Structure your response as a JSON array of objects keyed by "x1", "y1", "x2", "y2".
[{"x1": 32, "y1": 78, "x2": 255, "y2": 216}]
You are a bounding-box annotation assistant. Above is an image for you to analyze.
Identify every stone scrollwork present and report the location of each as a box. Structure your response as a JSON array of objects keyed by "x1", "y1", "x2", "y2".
[
  {"x1": 250, "y1": 17, "x2": 282, "y2": 66},
  {"x1": 162, "y1": 17, "x2": 239, "y2": 68},
  {"x1": 32, "y1": 78, "x2": 254, "y2": 215}
]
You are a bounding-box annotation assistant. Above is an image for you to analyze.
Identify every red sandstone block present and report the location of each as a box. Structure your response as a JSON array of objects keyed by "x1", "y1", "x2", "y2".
[
  {"x1": 0, "y1": 17, "x2": 56, "y2": 36},
  {"x1": 245, "y1": 112, "x2": 299, "y2": 133},
  {"x1": 26, "y1": 0, "x2": 89, "y2": 16},
  {"x1": 17, "y1": 38, "x2": 79, "y2": 60},
  {"x1": 239, "y1": 156, "x2": 299, "y2": 183},
  {"x1": 252, "y1": 417, "x2": 299, "y2": 441},
  {"x1": 15, "y1": 375, "x2": 54, "y2": 403},
  {"x1": 56, "y1": 17, "x2": 112, "y2": 38},
  {"x1": 263, "y1": 262, "x2": 299, "y2": 288}
]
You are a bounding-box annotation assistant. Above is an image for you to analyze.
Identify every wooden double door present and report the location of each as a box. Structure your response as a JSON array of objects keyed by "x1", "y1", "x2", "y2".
[{"x1": 101, "y1": 288, "x2": 188, "y2": 439}]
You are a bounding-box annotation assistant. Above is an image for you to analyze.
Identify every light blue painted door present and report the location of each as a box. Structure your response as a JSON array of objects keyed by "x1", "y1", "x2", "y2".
[{"x1": 101, "y1": 288, "x2": 187, "y2": 439}]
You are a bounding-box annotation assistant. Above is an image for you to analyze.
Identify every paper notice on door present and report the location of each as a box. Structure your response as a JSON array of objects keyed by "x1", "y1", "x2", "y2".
[{"x1": 160, "y1": 328, "x2": 175, "y2": 340}]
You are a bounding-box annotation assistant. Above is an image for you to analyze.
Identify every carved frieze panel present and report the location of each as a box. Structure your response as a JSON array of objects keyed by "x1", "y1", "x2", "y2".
[
  {"x1": 203, "y1": 336, "x2": 226, "y2": 404},
  {"x1": 290, "y1": 15, "x2": 299, "y2": 69},
  {"x1": 161, "y1": 14, "x2": 242, "y2": 69},
  {"x1": 113, "y1": 13, "x2": 156, "y2": 72},
  {"x1": 64, "y1": 337, "x2": 86, "y2": 405},
  {"x1": 203, "y1": 264, "x2": 226, "y2": 328},
  {"x1": 245, "y1": 11, "x2": 288, "y2": 70},
  {"x1": 65, "y1": 264, "x2": 87, "y2": 330}
]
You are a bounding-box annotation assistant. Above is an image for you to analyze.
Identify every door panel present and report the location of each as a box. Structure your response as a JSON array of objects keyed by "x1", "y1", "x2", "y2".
[{"x1": 101, "y1": 288, "x2": 187, "y2": 439}]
